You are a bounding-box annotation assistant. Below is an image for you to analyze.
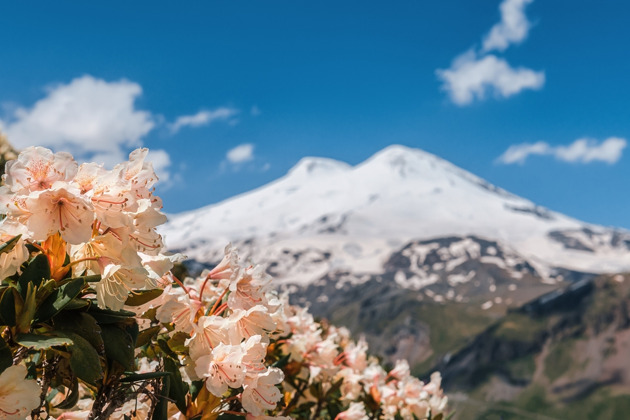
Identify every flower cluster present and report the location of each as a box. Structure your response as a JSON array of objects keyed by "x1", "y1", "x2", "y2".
[
  {"x1": 0, "y1": 146, "x2": 447, "y2": 420},
  {"x1": 0, "y1": 146, "x2": 177, "y2": 310}
]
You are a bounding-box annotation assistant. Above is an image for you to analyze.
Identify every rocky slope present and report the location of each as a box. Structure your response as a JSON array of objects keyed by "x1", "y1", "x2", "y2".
[{"x1": 438, "y1": 274, "x2": 630, "y2": 420}]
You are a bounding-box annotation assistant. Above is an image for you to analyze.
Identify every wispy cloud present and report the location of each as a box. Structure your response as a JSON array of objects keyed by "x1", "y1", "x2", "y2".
[
  {"x1": 437, "y1": 0, "x2": 543, "y2": 106},
  {"x1": 497, "y1": 137, "x2": 627, "y2": 165},
  {"x1": 482, "y1": 0, "x2": 534, "y2": 52},
  {"x1": 226, "y1": 143, "x2": 255, "y2": 164},
  {"x1": 170, "y1": 108, "x2": 238, "y2": 133},
  {"x1": 437, "y1": 50, "x2": 544, "y2": 105}
]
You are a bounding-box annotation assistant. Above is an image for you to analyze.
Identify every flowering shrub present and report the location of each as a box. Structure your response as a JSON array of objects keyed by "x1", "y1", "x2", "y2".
[{"x1": 0, "y1": 146, "x2": 447, "y2": 419}]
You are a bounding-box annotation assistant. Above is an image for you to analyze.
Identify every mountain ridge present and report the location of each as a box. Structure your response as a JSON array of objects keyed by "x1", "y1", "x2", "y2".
[{"x1": 161, "y1": 144, "x2": 630, "y2": 279}]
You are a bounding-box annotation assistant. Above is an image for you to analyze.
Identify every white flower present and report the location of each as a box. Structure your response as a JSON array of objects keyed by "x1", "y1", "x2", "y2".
[
  {"x1": 0, "y1": 364, "x2": 41, "y2": 420},
  {"x1": 335, "y1": 402, "x2": 369, "y2": 420},
  {"x1": 156, "y1": 292, "x2": 203, "y2": 335},
  {"x1": 228, "y1": 265, "x2": 271, "y2": 310},
  {"x1": 94, "y1": 262, "x2": 148, "y2": 310},
  {"x1": 187, "y1": 315, "x2": 228, "y2": 361},
  {"x1": 227, "y1": 305, "x2": 276, "y2": 344},
  {"x1": 195, "y1": 343, "x2": 246, "y2": 396},
  {"x1": 72, "y1": 162, "x2": 106, "y2": 195},
  {"x1": 3, "y1": 146, "x2": 77, "y2": 193},
  {"x1": 207, "y1": 244, "x2": 239, "y2": 280},
  {"x1": 241, "y1": 367, "x2": 284, "y2": 415},
  {"x1": 0, "y1": 222, "x2": 29, "y2": 279},
  {"x1": 389, "y1": 359, "x2": 410, "y2": 381},
  {"x1": 23, "y1": 183, "x2": 94, "y2": 244}
]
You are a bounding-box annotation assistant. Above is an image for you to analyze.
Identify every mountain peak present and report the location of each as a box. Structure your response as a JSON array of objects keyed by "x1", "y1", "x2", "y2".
[
  {"x1": 287, "y1": 157, "x2": 351, "y2": 178},
  {"x1": 357, "y1": 144, "x2": 454, "y2": 180}
]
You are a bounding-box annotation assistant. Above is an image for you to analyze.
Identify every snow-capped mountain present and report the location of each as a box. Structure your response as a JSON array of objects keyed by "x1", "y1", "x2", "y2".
[{"x1": 162, "y1": 144, "x2": 630, "y2": 286}]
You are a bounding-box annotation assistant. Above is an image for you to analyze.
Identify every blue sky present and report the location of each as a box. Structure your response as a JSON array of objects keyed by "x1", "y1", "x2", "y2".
[{"x1": 1, "y1": 1, "x2": 629, "y2": 228}]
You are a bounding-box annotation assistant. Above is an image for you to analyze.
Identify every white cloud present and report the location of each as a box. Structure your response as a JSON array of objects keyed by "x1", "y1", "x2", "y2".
[
  {"x1": 146, "y1": 149, "x2": 172, "y2": 182},
  {"x1": 555, "y1": 137, "x2": 627, "y2": 164},
  {"x1": 437, "y1": 51, "x2": 545, "y2": 105},
  {"x1": 437, "y1": 0, "x2": 542, "y2": 105},
  {"x1": 1, "y1": 75, "x2": 154, "y2": 158},
  {"x1": 170, "y1": 107, "x2": 238, "y2": 133},
  {"x1": 496, "y1": 141, "x2": 550, "y2": 164},
  {"x1": 226, "y1": 143, "x2": 254, "y2": 164},
  {"x1": 497, "y1": 137, "x2": 627, "y2": 165},
  {"x1": 482, "y1": 0, "x2": 534, "y2": 53},
  {"x1": 0, "y1": 75, "x2": 176, "y2": 185}
]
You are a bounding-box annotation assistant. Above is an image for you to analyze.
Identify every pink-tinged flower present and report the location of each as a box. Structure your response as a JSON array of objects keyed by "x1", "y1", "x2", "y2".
[
  {"x1": 195, "y1": 343, "x2": 246, "y2": 396},
  {"x1": 70, "y1": 232, "x2": 128, "y2": 276},
  {"x1": 241, "y1": 367, "x2": 284, "y2": 416},
  {"x1": 115, "y1": 148, "x2": 159, "y2": 199},
  {"x1": 90, "y1": 183, "x2": 134, "y2": 229},
  {"x1": 128, "y1": 199, "x2": 167, "y2": 255},
  {"x1": 0, "y1": 222, "x2": 29, "y2": 279},
  {"x1": 335, "y1": 402, "x2": 368, "y2": 420},
  {"x1": 94, "y1": 263, "x2": 148, "y2": 310},
  {"x1": 0, "y1": 364, "x2": 41, "y2": 419},
  {"x1": 73, "y1": 162, "x2": 107, "y2": 195},
  {"x1": 335, "y1": 368, "x2": 363, "y2": 401},
  {"x1": 342, "y1": 337, "x2": 368, "y2": 372},
  {"x1": 141, "y1": 252, "x2": 184, "y2": 289},
  {"x1": 187, "y1": 315, "x2": 228, "y2": 361},
  {"x1": 228, "y1": 265, "x2": 271, "y2": 310},
  {"x1": 389, "y1": 359, "x2": 410, "y2": 381},
  {"x1": 109, "y1": 394, "x2": 152, "y2": 420},
  {"x1": 227, "y1": 305, "x2": 276, "y2": 344},
  {"x1": 207, "y1": 243, "x2": 239, "y2": 280},
  {"x1": 246, "y1": 415, "x2": 292, "y2": 420},
  {"x1": 156, "y1": 293, "x2": 203, "y2": 335},
  {"x1": 304, "y1": 335, "x2": 338, "y2": 382},
  {"x1": 241, "y1": 335, "x2": 268, "y2": 376},
  {"x1": 23, "y1": 184, "x2": 94, "y2": 244},
  {"x1": 3, "y1": 146, "x2": 77, "y2": 193}
]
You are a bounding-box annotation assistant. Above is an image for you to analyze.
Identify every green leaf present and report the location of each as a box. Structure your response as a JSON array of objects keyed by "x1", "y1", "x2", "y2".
[
  {"x1": 74, "y1": 274, "x2": 101, "y2": 283},
  {"x1": 35, "y1": 277, "x2": 86, "y2": 322},
  {"x1": 272, "y1": 353, "x2": 291, "y2": 369},
  {"x1": 61, "y1": 332, "x2": 103, "y2": 386},
  {"x1": 0, "y1": 287, "x2": 17, "y2": 326},
  {"x1": 136, "y1": 326, "x2": 161, "y2": 348},
  {"x1": 63, "y1": 298, "x2": 89, "y2": 311},
  {"x1": 16, "y1": 282, "x2": 37, "y2": 333},
  {"x1": 17, "y1": 254, "x2": 50, "y2": 297},
  {"x1": 16, "y1": 333, "x2": 73, "y2": 349},
  {"x1": 125, "y1": 289, "x2": 163, "y2": 306},
  {"x1": 54, "y1": 377, "x2": 80, "y2": 409},
  {"x1": 120, "y1": 371, "x2": 170, "y2": 382},
  {"x1": 87, "y1": 307, "x2": 135, "y2": 324},
  {"x1": 0, "y1": 235, "x2": 21, "y2": 255},
  {"x1": 152, "y1": 374, "x2": 170, "y2": 420},
  {"x1": 167, "y1": 331, "x2": 188, "y2": 353},
  {"x1": 35, "y1": 279, "x2": 57, "y2": 304},
  {"x1": 101, "y1": 324, "x2": 134, "y2": 370},
  {"x1": 189, "y1": 380, "x2": 204, "y2": 402},
  {"x1": 157, "y1": 338, "x2": 178, "y2": 360},
  {"x1": 54, "y1": 312, "x2": 104, "y2": 354},
  {"x1": 0, "y1": 336, "x2": 12, "y2": 374},
  {"x1": 165, "y1": 357, "x2": 188, "y2": 414}
]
